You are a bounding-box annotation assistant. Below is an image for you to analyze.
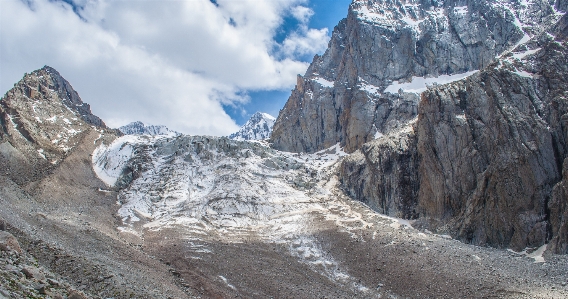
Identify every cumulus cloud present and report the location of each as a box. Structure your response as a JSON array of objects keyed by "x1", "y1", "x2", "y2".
[
  {"x1": 290, "y1": 6, "x2": 314, "y2": 23},
  {"x1": 0, "y1": 0, "x2": 330, "y2": 135}
]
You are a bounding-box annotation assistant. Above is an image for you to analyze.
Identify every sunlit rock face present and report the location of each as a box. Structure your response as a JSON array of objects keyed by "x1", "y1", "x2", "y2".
[
  {"x1": 0, "y1": 66, "x2": 108, "y2": 184},
  {"x1": 271, "y1": 0, "x2": 565, "y2": 154},
  {"x1": 342, "y1": 9, "x2": 568, "y2": 252}
]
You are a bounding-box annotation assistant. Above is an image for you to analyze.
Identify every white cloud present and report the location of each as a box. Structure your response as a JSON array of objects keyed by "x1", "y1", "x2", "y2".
[
  {"x1": 291, "y1": 6, "x2": 314, "y2": 23},
  {"x1": 0, "y1": 0, "x2": 329, "y2": 135},
  {"x1": 281, "y1": 26, "x2": 329, "y2": 58}
]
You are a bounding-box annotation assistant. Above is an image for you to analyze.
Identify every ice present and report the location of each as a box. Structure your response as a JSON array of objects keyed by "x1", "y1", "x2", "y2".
[
  {"x1": 91, "y1": 135, "x2": 146, "y2": 187},
  {"x1": 384, "y1": 71, "x2": 479, "y2": 94},
  {"x1": 219, "y1": 276, "x2": 236, "y2": 290},
  {"x1": 507, "y1": 244, "x2": 548, "y2": 263}
]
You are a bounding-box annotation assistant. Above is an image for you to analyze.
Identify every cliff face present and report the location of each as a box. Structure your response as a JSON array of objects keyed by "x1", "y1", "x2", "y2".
[
  {"x1": 282, "y1": 0, "x2": 568, "y2": 251},
  {"x1": 417, "y1": 14, "x2": 568, "y2": 251},
  {"x1": 271, "y1": 0, "x2": 561, "y2": 153},
  {"x1": 340, "y1": 125, "x2": 419, "y2": 219},
  {"x1": 341, "y1": 11, "x2": 568, "y2": 252}
]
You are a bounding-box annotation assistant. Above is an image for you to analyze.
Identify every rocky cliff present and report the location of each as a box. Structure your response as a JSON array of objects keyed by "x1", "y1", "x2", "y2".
[
  {"x1": 0, "y1": 66, "x2": 107, "y2": 184},
  {"x1": 271, "y1": 0, "x2": 565, "y2": 153},
  {"x1": 342, "y1": 9, "x2": 568, "y2": 252},
  {"x1": 417, "y1": 12, "x2": 568, "y2": 251}
]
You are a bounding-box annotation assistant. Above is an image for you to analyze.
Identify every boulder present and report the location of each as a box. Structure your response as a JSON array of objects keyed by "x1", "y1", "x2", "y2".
[{"x1": 0, "y1": 231, "x2": 22, "y2": 254}]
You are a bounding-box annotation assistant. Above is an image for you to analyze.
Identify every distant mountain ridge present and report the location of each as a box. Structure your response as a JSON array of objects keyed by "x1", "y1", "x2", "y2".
[
  {"x1": 229, "y1": 112, "x2": 275, "y2": 141},
  {"x1": 118, "y1": 121, "x2": 178, "y2": 136}
]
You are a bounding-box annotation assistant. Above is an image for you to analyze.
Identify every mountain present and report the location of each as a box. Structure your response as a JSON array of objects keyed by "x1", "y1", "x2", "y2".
[
  {"x1": 271, "y1": 0, "x2": 568, "y2": 253},
  {"x1": 118, "y1": 121, "x2": 178, "y2": 136},
  {"x1": 271, "y1": 0, "x2": 566, "y2": 153},
  {"x1": 2, "y1": 1, "x2": 568, "y2": 298},
  {"x1": 4, "y1": 66, "x2": 568, "y2": 298},
  {"x1": 228, "y1": 112, "x2": 275, "y2": 141}
]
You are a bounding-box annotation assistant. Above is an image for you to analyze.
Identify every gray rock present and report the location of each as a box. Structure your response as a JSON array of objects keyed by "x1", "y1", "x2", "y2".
[
  {"x1": 340, "y1": 127, "x2": 419, "y2": 219},
  {"x1": 21, "y1": 266, "x2": 46, "y2": 281},
  {"x1": 0, "y1": 231, "x2": 22, "y2": 254},
  {"x1": 272, "y1": 0, "x2": 563, "y2": 153},
  {"x1": 339, "y1": 5, "x2": 568, "y2": 251},
  {"x1": 0, "y1": 66, "x2": 110, "y2": 185},
  {"x1": 415, "y1": 14, "x2": 568, "y2": 251}
]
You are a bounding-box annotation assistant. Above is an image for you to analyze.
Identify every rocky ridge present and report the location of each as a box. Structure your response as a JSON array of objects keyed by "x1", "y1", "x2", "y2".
[
  {"x1": 118, "y1": 121, "x2": 178, "y2": 136},
  {"x1": 0, "y1": 66, "x2": 108, "y2": 185},
  {"x1": 271, "y1": 0, "x2": 566, "y2": 153},
  {"x1": 340, "y1": 5, "x2": 568, "y2": 252},
  {"x1": 228, "y1": 112, "x2": 275, "y2": 141}
]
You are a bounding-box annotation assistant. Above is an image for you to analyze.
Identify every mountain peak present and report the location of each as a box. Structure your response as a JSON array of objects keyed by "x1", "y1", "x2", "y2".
[
  {"x1": 118, "y1": 121, "x2": 179, "y2": 136},
  {"x1": 229, "y1": 112, "x2": 275, "y2": 141}
]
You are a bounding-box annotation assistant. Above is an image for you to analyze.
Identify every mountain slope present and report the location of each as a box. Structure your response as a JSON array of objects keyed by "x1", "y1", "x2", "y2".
[
  {"x1": 229, "y1": 112, "x2": 275, "y2": 141},
  {"x1": 0, "y1": 66, "x2": 195, "y2": 298}
]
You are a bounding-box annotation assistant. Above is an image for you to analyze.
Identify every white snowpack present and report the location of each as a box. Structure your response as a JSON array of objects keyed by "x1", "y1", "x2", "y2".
[
  {"x1": 384, "y1": 71, "x2": 479, "y2": 94},
  {"x1": 513, "y1": 70, "x2": 534, "y2": 78},
  {"x1": 91, "y1": 135, "x2": 151, "y2": 187},
  {"x1": 511, "y1": 48, "x2": 541, "y2": 60},
  {"x1": 507, "y1": 244, "x2": 548, "y2": 263},
  {"x1": 313, "y1": 77, "x2": 334, "y2": 88}
]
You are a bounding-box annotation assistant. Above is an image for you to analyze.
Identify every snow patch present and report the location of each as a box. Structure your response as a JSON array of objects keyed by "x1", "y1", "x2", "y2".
[
  {"x1": 92, "y1": 135, "x2": 146, "y2": 187},
  {"x1": 507, "y1": 244, "x2": 547, "y2": 263},
  {"x1": 384, "y1": 71, "x2": 479, "y2": 94},
  {"x1": 453, "y1": 6, "x2": 468, "y2": 16},
  {"x1": 313, "y1": 77, "x2": 334, "y2": 88}
]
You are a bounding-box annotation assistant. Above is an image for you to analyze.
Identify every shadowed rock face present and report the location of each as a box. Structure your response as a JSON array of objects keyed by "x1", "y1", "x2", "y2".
[
  {"x1": 271, "y1": 0, "x2": 562, "y2": 154},
  {"x1": 417, "y1": 14, "x2": 568, "y2": 251},
  {"x1": 340, "y1": 12, "x2": 568, "y2": 252}
]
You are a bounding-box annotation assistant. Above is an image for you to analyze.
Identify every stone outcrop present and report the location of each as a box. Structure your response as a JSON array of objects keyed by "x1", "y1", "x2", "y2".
[
  {"x1": 340, "y1": 126, "x2": 419, "y2": 219},
  {"x1": 271, "y1": 0, "x2": 562, "y2": 153},
  {"x1": 416, "y1": 13, "x2": 568, "y2": 251},
  {"x1": 0, "y1": 231, "x2": 22, "y2": 254}
]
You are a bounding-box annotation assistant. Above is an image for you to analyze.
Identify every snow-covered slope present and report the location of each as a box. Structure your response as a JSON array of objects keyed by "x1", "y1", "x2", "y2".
[
  {"x1": 118, "y1": 121, "x2": 178, "y2": 136},
  {"x1": 229, "y1": 112, "x2": 275, "y2": 141},
  {"x1": 91, "y1": 135, "x2": 391, "y2": 292}
]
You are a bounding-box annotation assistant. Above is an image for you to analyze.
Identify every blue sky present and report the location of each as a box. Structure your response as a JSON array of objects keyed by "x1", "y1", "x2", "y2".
[
  {"x1": 226, "y1": 0, "x2": 352, "y2": 125},
  {"x1": 1, "y1": 0, "x2": 352, "y2": 133}
]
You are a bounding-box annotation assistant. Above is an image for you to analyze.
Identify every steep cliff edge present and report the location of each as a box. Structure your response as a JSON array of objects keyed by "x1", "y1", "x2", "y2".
[
  {"x1": 417, "y1": 13, "x2": 568, "y2": 251},
  {"x1": 271, "y1": 0, "x2": 562, "y2": 153},
  {"x1": 342, "y1": 11, "x2": 568, "y2": 252}
]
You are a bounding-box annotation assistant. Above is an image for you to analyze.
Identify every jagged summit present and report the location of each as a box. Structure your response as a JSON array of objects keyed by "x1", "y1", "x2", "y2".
[
  {"x1": 271, "y1": 0, "x2": 567, "y2": 153},
  {"x1": 0, "y1": 65, "x2": 110, "y2": 184},
  {"x1": 118, "y1": 121, "x2": 178, "y2": 136},
  {"x1": 228, "y1": 112, "x2": 275, "y2": 141}
]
